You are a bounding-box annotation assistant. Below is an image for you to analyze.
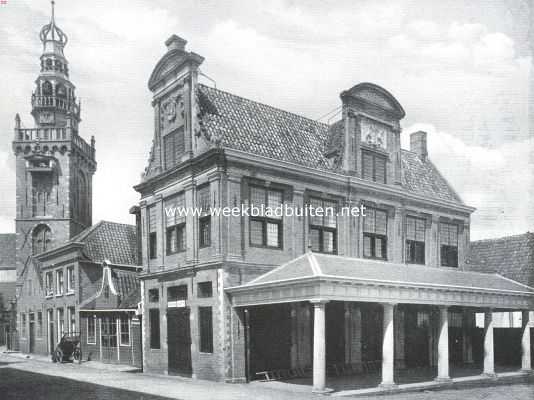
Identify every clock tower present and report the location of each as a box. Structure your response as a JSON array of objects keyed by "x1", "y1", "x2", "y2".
[{"x1": 12, "y1": 2, "x2": 96, "y2": 287}]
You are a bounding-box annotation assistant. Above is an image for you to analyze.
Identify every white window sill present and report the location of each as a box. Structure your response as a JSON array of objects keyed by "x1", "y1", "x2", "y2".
[
  {"x1": 55, "y1": 294, "x2": 64, "y2": 297},
  {"x1": 66, "y1": 291, "x2": 75, "y2": 296}
]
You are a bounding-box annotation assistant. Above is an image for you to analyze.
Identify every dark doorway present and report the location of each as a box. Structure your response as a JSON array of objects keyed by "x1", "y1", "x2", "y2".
[
  {"x1": 361, "y1": 304, "x2": 382, "y2": 363},
  {"x1": 495, "y1": 328, "x2": 521, "y2": 366},
  {"x1": 326, "y1": 301, "x2": 345, "y2": 365},
  {"x1": 29, "y1": 321, "x2": 35, "y2": 354},
  {"x1": 167, "y1": 308, "x2": 192, "y2": 376},
  {"x1": 449, "y1": 327, "x2": 464, "y2": 365},
  {"x1": 405, "y1": 308, "x2": 430, "y2": 367},
  {"x1": 249, "y1": 304, "x2": 291, "y2": 378},
  {"x1": 48, "y1": 320, "x2": 55, "y2": 355}
]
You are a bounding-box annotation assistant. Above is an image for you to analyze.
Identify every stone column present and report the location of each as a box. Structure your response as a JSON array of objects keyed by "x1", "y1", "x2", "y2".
[
  {"x1": 380, "y1": 303, "x2": 396, "y2": 388},
  {"x1": 311, "y1": 300, "x2": 329, "y2": 392},
  {"x1": 521, "y1": 310, "x2": 532, "y2": 371},
  {"x1": 483, "y1": 309, "x2": 496, "y2": 377},
  {"x1": 436, "y1": 306, "x2": 451, "y2": 382}
]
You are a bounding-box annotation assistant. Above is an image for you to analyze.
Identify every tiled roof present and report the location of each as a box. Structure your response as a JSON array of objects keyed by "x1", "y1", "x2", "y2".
[
  {"x1": 197, "y1": 84, "x2": 462, "y2": 203},
  {"x1": 241, "y1": 252, "x2": 533, "y2": 293},
  {"x1": 0, "y1": 233, "x2": 16, "y2": 268},
  {"x1": 111, "y1": 268, "x2": 140, "y2": 309},
  {"x1": 70, "y1": 221, "x2": 138, "y2": 266},
  {"x1": 466, "y1": 233, "x2": 534, "y2": 287}
]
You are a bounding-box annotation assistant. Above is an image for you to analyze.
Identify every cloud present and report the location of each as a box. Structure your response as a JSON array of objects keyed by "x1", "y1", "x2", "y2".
[{"x1": 403, "y1": 124, "x2": 534, "y2": 240}]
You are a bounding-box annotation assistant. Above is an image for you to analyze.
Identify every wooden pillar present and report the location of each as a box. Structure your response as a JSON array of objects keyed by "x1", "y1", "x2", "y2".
[
  {"x1": 380, "y1": 303, "x2": 396, "y2": 388},
  {"x1": 483, "y1": 309, "x2": 496, "y2": 377},
  {"x1": 311, "y1": 300, "x2": 329, "y2": 393},
  {"x1": 436, "y1": 306, "x2": 451, "y2": 381},
  {"x1": 521, "y1": 310, "x2": 532, "y2": 371}
]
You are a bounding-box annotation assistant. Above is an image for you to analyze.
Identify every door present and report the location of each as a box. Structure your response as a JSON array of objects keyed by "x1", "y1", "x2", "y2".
[
  {"x1": 101, "y1": 316, "x2": 118, "y2": 363},
  {"x1": 167, "y1": 308, "x2": 192, "y2": 376},
  {"x1": 29, "y1": 322, "x2": 35, "y2": 353},
  {"x1": 48, "y1": 310, "x2": 55, "y2": 354}
]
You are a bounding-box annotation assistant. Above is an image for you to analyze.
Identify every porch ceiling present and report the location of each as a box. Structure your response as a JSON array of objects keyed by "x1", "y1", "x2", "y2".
[{"x1": 226, "y1": 253, "x2": 534, "y2": 309}]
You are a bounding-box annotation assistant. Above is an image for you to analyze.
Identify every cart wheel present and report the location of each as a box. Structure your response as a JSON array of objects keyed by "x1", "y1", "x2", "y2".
[
  {"x1": 54, "y1": 349, "x2": 63, "y2": 363},
  {"x1": 73, "y1": 347, "x2": 81, "y2": 362}
]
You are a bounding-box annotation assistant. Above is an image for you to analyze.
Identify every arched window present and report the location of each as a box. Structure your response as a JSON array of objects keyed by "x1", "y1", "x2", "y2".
[
  {"x1": 32, "y1": 224, "x2": 51, "y2": 255},
  {"x1": 45, "y1": 59, "x2": 53, "y2": 71},
  {"x1": 56, "y1": 83, "x2": 67, "y2": 98},
  {"x1": 77, "y1": 171, "x2": 88, "y2": 223},
  {"x1": 42, "y1": 81, "x2": 53, "y2": 96}
]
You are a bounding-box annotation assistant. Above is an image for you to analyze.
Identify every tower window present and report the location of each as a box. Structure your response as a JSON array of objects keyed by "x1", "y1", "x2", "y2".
[
  {"x1": 32, "y1": 224, "x2": 51, "y2": 255},
  {"x1": 42, "y1": 81, "x2": 53, "y2": 96}
]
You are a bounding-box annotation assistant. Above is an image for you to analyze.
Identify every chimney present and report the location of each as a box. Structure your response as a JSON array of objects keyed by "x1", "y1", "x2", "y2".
[
  {"x1": 410, "y1": 131, "x2": 428, "y2": 160},
  {"x1": 165, "y1": 34, "x2": 187, "y2": 52}
]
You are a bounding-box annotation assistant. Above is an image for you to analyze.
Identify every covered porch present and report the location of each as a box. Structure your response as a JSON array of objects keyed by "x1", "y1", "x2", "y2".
[{"x1": 226, "y1": 253, "x2": 534, "y2": 393}]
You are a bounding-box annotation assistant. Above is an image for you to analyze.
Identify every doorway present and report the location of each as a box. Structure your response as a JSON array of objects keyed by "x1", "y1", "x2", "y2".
[
  {"x1": 167, "y1": 308, "x2": 192, "y2": 376},
  {"x1": 29, "y1": 313, "x2": 35, "y2": 354},
  {"x1": 101, "y1": 316, "x2": 118, "y2": 363},
  {"x1": 48, "y1": 310, "x2": 54, "y2": 354}
]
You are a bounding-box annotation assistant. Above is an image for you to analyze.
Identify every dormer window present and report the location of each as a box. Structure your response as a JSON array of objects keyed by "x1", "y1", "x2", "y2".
[{"x1": 362, "y1": 150, "x2": 386, "y2": 184}]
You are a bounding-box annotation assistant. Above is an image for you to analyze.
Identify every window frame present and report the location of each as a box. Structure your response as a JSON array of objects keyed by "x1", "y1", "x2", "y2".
[
  {"x1": 149, "y1": 309, "x2": 161, "y2": 350},
  {"x1": 148, "y1": 288, "x2": 159, "y2": 303},
  {"x1": 248, "y1": 185, "x2": 284, "y2": 249},
  {"x1": 119, "y1": 315, "x2": 130, "y2": 346},
  {"x1": 197, "y1": 281, "x2": 213, "y2": 298},
  {"x1": 362, "y1": 207, "x2": 388, "y2": 260},
  {"x1": 45, "y1": 271, "x2": 54, "y2": 297},
  {"x1": 199, "y1": 306, "x2": 213, "y2": 354},
  {"x1": 66, "y1": 266, "x2": 75, "y2": 294},
  {"x1": 308, "y1": 197, "x2": 338, "y2": 254},
  {"x1": 166, "y1": 222, "x2": 186, "y2": 255},
  {"x1": 361, "y1": 149, "x2": 387, "y2": 184},
  {"x1": 56, "y1": 270, "x2": 64, "y2": 296},
  {"x1": 87, "y1": 315, "x2": 96, "y2": 344},
  {"x1": 440, "y1": 222, "x2": 459, "y2": 268},
  {"x1": 199, "y1": 216, "x2": 211, "y2": 248},
  {"x1": 405, "y1": 216, "x2": 426, "y2": 265}
]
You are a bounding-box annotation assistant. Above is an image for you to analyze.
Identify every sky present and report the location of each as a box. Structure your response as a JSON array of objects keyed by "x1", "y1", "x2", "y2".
[{"x1": 0, "y1": 0, "x2": 532, "y2": 240}]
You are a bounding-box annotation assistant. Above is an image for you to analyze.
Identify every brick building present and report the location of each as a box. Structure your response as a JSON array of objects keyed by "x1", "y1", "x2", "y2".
[
  {"x1": 11, "y1": 4, "x2": 141, "y2": 362},
  {"x1": 135, "y1": 35, "x2": 534, "y2": 389},
  {"x1": 79, "y1": 260, "x2": 142, "y2": 368},
  {"x1": 0, "y1": 234, "x2": 16, "y2": 347}
]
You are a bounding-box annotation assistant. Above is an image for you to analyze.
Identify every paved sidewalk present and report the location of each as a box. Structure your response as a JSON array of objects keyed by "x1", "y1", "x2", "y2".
[{"x1": 0, "y1": 353, "x2": 325, "y2": 400}]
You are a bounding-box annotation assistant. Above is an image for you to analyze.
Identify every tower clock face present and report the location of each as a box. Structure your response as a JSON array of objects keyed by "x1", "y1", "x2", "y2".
[{"x1": 39, "y1": 112, "x2": 55, "y2": 124}]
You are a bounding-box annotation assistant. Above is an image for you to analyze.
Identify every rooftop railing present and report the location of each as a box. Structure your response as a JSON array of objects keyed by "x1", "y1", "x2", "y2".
[{"x1": 14, "y1": 127, "x2": 95, "y2": 159}]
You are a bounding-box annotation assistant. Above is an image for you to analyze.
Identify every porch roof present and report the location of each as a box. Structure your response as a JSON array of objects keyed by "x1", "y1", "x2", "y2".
[{"x1": 226, "y1": 253, "x2": 534, "y2": 309}]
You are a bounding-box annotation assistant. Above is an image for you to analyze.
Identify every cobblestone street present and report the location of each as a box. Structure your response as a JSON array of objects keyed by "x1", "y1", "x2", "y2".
[{"x1": 1, "y1": 354, "x2": 533, "y2": 400}]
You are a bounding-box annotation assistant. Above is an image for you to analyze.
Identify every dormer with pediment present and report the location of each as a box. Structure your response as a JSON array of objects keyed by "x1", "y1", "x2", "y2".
[
  {"x1": 325, "y1": 82, "x2": 405, "y2": 186},
  {"x1": 143, "y1": 35, "x2": 206, "y2": 181}
]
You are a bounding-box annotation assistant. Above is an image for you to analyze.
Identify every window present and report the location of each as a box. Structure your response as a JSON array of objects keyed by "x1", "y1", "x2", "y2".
[
  {"x1": 199, "y1": 217, "x2": 211, "y2": 248},
  {"x1": 199, "y1": 307, "x2": 213, "y2": 353},
  {"x1": 149, "y1": 309, "x2": 160, "y2": 349},
  {"x1": 57, "y1": 308, "x2": 65, "y2": 340},
  {"x1": 363, "y1": 207, "x2": 388, "y2": 260},
  {"x1": 101, "y1": 316, "x2": 117, "y2": 348},
  {"x1": 406, "y1": 216, "x2": 426, "y2": 264},
  {"x1": 197, "y1": 282, "x2": 213, "y2": 298},
  {"x1": 21, "y1": 313, "x2": 26, "y2": 336},
  {"x1": 87, "y1": 316, "x2": 96, "y2": 344},
  {"x1": 440, "y1": 222, "x2": 458, "y2": 267},
  {"x1": 120, "y1": 316, "x2": 130, "y2": 346},
  {"x1": 165, "y1": 193, "x2": 186, "y2": 255},
  {"x1": 362, "y1": 150, "x2": 387, "y2": 184},
  {"x1": 163, "y1": 127, "x2": 185, "y2": 170},
  {"x1": 308, "y1": 197, "x2": 337, "y2": 254},
  {"x1": 168, "y1": 285, "x2": 187, "y2": 301},
  {"x1": 68, "y1": 307, "x2": 76, "y2": 334},
  {"x1": 148, "y1": 288, "x2": 159, "y2": 302},
  {"x1": 56, "y1": 270, "x2": 64, "y2": 295},
  {"x1": 37, "y1": 312, "x2": 43, "y2": 337},
  {"x1": 148, "y1": 205, "x2": 158, "y2": 259},
  {"x1": 32, "y1": 224, "x2": 51, "y2": 254},
  {"x1": 249, "y1": 186, "x2": 283, "y2": 248},
  {"x1": 67, "y1": 266, "x2": 75, "y2": 293},
  {"x1": 45, "y1": 271, "x2": 53, "y2": 297},
  {"x1": 197, "y1": 185, "x2": 211, "y2": 248}
]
